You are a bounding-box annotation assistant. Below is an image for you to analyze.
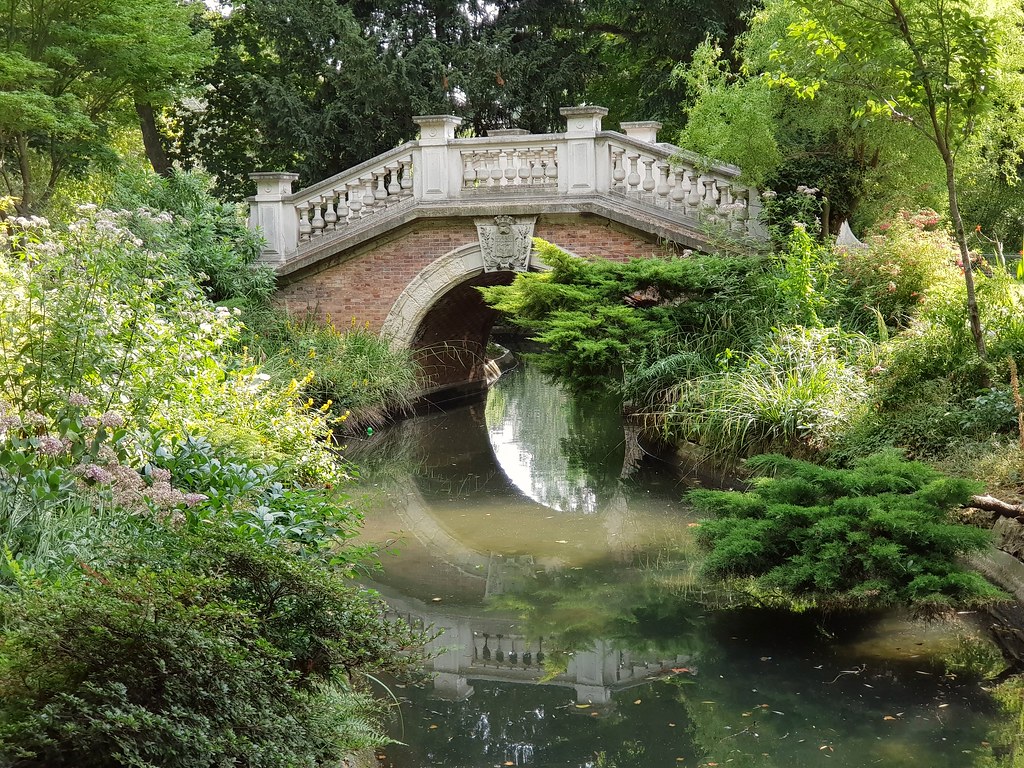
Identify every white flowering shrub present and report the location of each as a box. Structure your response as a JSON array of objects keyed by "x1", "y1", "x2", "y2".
[{"x1": 0, "y1": 205, "x2": 340, "y2": 484}]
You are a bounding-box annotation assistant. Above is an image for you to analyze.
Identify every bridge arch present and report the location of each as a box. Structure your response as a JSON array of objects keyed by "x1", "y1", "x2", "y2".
[
  {"x1": 258, "y1": 106, "x2": 765, "y2": 398},
  {"x1": 380, "y1": 241, "x2": 561, "y2": 398}
]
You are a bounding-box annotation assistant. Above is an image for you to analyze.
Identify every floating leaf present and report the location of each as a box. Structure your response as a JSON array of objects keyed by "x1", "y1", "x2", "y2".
[
  {"x1": 883, "y1": 716, "x2": 897, "y2": 721},
  {"x1": 634, "y1": 699, "x2": 642, "y2": 705},
  {"x1": 575, "y1": 703, "x2": 591, "y2": 709}
]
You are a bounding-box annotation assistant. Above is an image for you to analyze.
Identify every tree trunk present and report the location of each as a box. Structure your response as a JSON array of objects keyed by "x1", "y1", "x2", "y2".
[
  {"x1": 942, "y1": 148, "x2": 986, "y2": 359},
  {"x1": 135, "y1": 99, "x2": 173, "y2": 177},
  {"x1": 15, "y1": 132, "x2": 32, "y2": 215}
]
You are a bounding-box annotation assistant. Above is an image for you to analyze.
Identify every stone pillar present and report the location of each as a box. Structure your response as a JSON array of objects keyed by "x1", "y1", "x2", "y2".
[
  {"x1": 619, "y1": 120, "x2": 663, "y2": 144},
  {"x1": 248, "y1": 172, "x2": 300, "y2": 264},
  {"x1": 413, "y1": 114, "x2": 463, "y2": 200},
  {"x1": 559, "y1": 105, "x2": 608, "y2": 195}
]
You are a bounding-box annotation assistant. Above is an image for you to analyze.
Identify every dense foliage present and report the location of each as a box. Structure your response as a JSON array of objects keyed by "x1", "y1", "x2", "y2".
[
  {"x1": 0, "y1": 531, "x2": 421, "y2": 768},
  {"x1": 689, "y1": 452, "x2": 1004, "y2": 610},
  {"x1": 0, "y1": 181, "x2": 424, "y2": 764},
  {"x1": 480, "y1": 239, "x2": 767, "y2": 396},
  {"x1": 0, "y1": 0, "x2": 209, "y2": 211}
]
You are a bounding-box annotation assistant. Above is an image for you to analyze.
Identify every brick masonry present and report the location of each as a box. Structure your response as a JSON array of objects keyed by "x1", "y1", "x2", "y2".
[
  {"x1": 277, "y1": 214, "x2": 673, "y2": 326},
  {"x1": 274, "y1": 213, "x2": 676, "y2": 390}
]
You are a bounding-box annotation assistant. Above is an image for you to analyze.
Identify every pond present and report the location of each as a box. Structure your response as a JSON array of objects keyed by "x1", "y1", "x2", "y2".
[{"x1": 350, "y1": 362, "x2": 1008, "y2": 768}]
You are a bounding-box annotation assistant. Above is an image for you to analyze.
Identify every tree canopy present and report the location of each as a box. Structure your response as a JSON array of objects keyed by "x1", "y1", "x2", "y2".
[{"x1": 0, "y1": 0, "x2": 209, "y2": 212}]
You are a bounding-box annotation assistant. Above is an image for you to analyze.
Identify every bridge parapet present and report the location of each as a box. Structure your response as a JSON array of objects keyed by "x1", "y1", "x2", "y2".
[{"x1": 249, "y1": 106, "x2": 764, "y2": 266}]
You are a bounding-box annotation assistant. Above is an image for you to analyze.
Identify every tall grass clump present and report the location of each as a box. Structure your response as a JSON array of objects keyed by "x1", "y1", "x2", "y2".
[
  {"x1": 246, "y1": 311, "x2": 420, "y2": 429},
  {"x1": 666, "y1": 326, "x2": 872, "y2": 458}
]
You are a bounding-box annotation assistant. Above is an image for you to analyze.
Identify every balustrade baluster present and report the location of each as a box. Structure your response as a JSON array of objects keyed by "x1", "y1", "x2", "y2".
[
  {"x1": 611, "y1": 148, "x2": 626, "y2": 192},
  {"x1": 488, "y1": 151, "x2": 503, "y2": 187},
  {"x1": 670, "y1": 168, "x2": 686, "y2": 209},
  {"x1": 374, "y1": 172, "x2": 387, "y2": 202},
  {"x1": 503, "y1": 152, "x2": 517, "y2": 186},
  {"x1": 702, "y1": 177, "x2": 719, "y2": 219},
  {"x1": 335, "y1": 187, "x2": 349, "y2": 223},
  {"x1": 655, "y1": 161, "x2": 670, "y2": 205},
  {"x1": 462, "y1": 151, "x2": 477, "y2": 187},
  {"x1": 716, "y1": 182, "x2": 732, "y2": 225},
  {"x1": 346, "y1": 182, "x2": 362, "y2": 218},
  {"x1": 685, "y1": 171, "x2": 702, "y2": 213},
  {"x1": 322, "y1": 193, "x2": 337, "y2": 229},
  {"x1": 732, "y1": 188, "x2": 750, "y2": 233},
  {"x1": 309, "y1": 199, "x2": 325, "y2": 237},
  {"x1": 626, "y1": 153, "x2": 641, "y2": 194},
  {"x1": 641, "y1": 157, "x2": 656, "y2": 196},
  {"x1": 516, "y1": 150, "x2": 530, "y2": 184},
  {"x1": 400, "y1": 158, "x2": 413, "y2": 194},
  {"x1": 543, "y1": 148, "x2": 558, "y2": 183},
  {"x1": 530, "y1": 149, "x2": 544, "y2": 184},
  {"x1": 386, "y1": 163, "x2": 401, "y2": 196},
  {"x1": 361, "y1": 177, "x2": 375, "y2": 216},
  {"x1": 296, "y1": 203, "x2": 312, "y2": 241}
]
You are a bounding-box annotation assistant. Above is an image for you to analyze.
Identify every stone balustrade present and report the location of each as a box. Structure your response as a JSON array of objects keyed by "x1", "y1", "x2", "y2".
[{"x1": 249, "y1": 106, "x2": 764, "y2": 264}]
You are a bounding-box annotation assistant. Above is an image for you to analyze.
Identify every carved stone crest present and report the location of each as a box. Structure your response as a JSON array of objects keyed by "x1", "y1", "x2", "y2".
[{"x1": 475, "y1": 215, "x2": 536, "y2": 272}]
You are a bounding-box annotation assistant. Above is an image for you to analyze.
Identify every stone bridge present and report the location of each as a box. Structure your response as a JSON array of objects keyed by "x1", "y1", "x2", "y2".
[{"x1": 248, "y1": 106, "x2": 764, "y2": 401}]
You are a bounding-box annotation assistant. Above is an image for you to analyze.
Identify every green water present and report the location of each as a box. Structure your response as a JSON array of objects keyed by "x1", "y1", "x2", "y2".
[{"x1": 350, "y1": 364, "x2": 1009, "y2": 768}]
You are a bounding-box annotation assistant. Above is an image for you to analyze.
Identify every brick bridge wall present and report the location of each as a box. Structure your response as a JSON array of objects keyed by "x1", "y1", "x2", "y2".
[{"x1": 275, "y1": 213, "x2": 676, "y2": 398}]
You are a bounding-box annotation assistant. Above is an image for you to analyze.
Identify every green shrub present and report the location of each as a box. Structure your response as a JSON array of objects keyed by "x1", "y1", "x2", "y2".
[
  {"x1": 836, "y1": 209, "x2": 958, "y2": 331},
  {"x1": 0, "y1": 206, "x2": 341, "y2": 484},
  {"x1": 0, "y1": 531, "x2": 423, "y2": 768},
  {"x1": 479, "y1": 238, "x2": 769, "y2": 396},
  {"x1": 770, "y1": 225, "x2": 839, "y2": 328},
  {"x1": 689, "y1": 451, "x2": 1005, "y2": 610},
  {"x1": 108, "y1": 169, "x2": 275, "y2": 305}
]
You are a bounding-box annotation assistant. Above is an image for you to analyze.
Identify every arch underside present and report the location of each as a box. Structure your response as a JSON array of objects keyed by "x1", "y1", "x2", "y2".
[{"x1": 380, "y1": 243, "x2": 523, "y2": 397}]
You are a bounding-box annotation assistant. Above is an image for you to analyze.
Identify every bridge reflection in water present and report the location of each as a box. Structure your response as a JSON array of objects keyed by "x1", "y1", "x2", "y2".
[{"x1": 352, "y1": 363, "x2": 724, "y2": 705}]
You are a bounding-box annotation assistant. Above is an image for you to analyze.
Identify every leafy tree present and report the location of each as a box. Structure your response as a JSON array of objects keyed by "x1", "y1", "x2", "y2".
[
  {"x1": 0, "y1": 0, "x2": 209, "y2": 212},
  {"x1": 761, "y1": 0, "x2": 1024, "y2": 358},
  {"x1": 689, "y1": 451, "x2": 1004, "y2": 610},
  {"x1": 175, "y1": 0, "x2": 591, "y2": 199},
  {"x1": 676, "y1": 15, "x2": 945, "y2": 235},
  {"x1": 582, "y1": 0, "x2": 758, "y2": 135}
]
